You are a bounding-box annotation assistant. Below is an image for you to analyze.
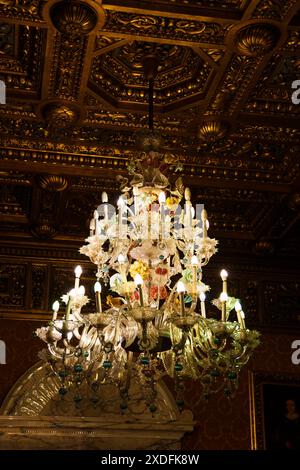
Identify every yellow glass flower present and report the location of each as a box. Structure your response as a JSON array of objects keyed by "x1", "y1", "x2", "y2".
[
  {"x1": 166, "y1": 196, "x2": 180, "y2": 209},
  {"x1": 129, "y1": 260, "x2": 149, "y2": 280}
]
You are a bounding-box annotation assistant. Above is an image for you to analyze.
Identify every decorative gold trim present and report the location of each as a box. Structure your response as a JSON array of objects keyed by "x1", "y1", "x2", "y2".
[
  {"x1": 42, "y1": 0, "x2": 106, "y2": 34},
  {"x1": 248, "y1": 371, "x2": 257, "y2": 450}
]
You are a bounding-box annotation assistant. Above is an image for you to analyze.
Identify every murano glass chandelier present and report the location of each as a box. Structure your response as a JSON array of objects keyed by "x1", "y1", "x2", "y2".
[{"x1": 35, "y1": 55, "x2": 260, "y2": 414}]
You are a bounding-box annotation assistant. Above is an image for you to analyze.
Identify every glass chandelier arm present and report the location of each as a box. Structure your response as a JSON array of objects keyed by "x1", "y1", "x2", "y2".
[
  {"x1": 79, "y1": 326, "x2": 99, "y2": 350},
  {"x1": 148, "y1": 78, "x2": 154, "y2": 130},
  {"x1": 173, "y1": 329, "x2": 189, "y2": 353},
  {"x1": 48, "y1": 343, "x2": 74, "y2": 359}
]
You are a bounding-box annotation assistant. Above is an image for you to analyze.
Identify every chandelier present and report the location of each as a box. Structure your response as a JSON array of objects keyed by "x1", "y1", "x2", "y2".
[{"x1": 35, "y1": 55, "x2": 260, "y2": 414}]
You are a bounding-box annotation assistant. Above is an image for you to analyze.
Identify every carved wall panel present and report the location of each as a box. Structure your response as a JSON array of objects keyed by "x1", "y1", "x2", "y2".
[
  {"x1": 31, "y1": 265, "x2": 48, "y2": 310},
  {"x1": 0, "y1": 264, "x2": 26, "y2": 309},
  {"x1": 263, "y1": 281, "x2": 300, "y2": 325}
]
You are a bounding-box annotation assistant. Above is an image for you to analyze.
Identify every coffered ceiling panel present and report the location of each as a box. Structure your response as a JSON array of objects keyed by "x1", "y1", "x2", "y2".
[{"x1": 0, "y1": 0, "x2": 299, "y2": 262}]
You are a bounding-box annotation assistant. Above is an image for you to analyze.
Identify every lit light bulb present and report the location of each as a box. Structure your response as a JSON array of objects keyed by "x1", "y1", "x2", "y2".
[
  {"x1": 191, "y1": 255, "x2": 198, "y2": 265},
  {"x1": 220, "y1": 269, "x2": 228, "y2": 281},
  {"x1": 94, "y1": 281, "x2": 102, "y2": 313},
  {"x1": 159, "y1": 192, "x2": 166, "y2": 204},
  {"x1": 52, "y1": 301, "x2": 59, "y2": 312},
  {"x1": 240, "y1": 311, "x2": 246, "y2": 329},
  {"x1": 94, "y1": 281, "x2": 101, "y2": 293},
  {"x1": 101, "y1": 192, "x2": 108, "y2": 203},
  {"x1": 74, "y1": 266, "x2": 82, "y2": 290},
  {"x1": 117, "y1": 196, "x2": 124, "y2": 206},
  {"x1": 74, "y1": 265, "x2": 82, "y2": 278},
  {"x1": 177, "y1": 281, "x2": 186, "y2": 293},
  {"x1": 199, "y1": 292, "x2": 206, "y2": 317},
  {"x1": 184, "y1": 187, "x2": 191, "y2": 201},
  {"x1": 134, "y1": 274, "x2": 143, "y2": 286},
  {"x1": 220, "y1": 292, "x2": 228, "y2": 302},
  {"x1": 118, "y1": 254, "x2": 125, "y2": 264},
  {"x1": 234, "y1": 301, "x2": 242, "y2": 312}
]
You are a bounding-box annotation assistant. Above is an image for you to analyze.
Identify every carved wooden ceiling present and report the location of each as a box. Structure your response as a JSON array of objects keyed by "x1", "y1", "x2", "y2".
[{"x1": 0, "y1": 0, "x2": 300, "y2": 263}]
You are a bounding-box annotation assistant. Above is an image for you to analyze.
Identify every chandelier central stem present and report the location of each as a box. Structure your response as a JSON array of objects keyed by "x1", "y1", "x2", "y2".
[{"x1": 148, "y1": 78, "x2": 154, "y2": 131}]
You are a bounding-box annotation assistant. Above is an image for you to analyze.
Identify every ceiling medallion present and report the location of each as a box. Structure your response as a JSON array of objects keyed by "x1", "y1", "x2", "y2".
[
  {"x1": 44, "y1": 0, "x2": 106, "y2": 36},
  {"x1": 38, "y1": 175, "x2": 68, "y2": 192},
  {"x1": 31, "y1": 221, "x2": 57, "y2": 240},
  {"x1": 235, "y1": 23, "x2": 280, "y2": 57},
  {"x1": 198, "y1": 120, "x2": 229, "y2": 142},
  {"x1": 39, "y1": 101, "x2": 82, "y2": 129}
]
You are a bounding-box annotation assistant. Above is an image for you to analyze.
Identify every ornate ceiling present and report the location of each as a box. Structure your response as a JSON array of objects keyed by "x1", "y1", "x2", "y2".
[{"x1": 0, "y1": 0, "x2": 299, "y2": 262}]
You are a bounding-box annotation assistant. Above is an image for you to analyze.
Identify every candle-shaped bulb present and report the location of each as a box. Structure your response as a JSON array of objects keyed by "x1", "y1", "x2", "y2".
[
  {"x1": 177, "y1": 281, "x2": 186, "y2": 293},
  {"x1": 134, "y1": 274, "x2": 143, "y2": 286},
  {"x1": 101, "y1": 191, "x2": 108, "y2": 203},
  {"x1": 201, "y1": 209, "x2": 208, "y2": 222},
  {"x1": 51, "y1": 300, "x2": 59, "y2": 321},
  {"x1": 234, "y1": 300, "x2": 242, "y2": 312},
  {"x1": 94, "y1": 281, "x2": 101, "y2": 293},
  {"x1": 159, "y1": 191, "x2": 166, "y2": 204},
  {"x1": 65, "y1": 290, "x2": 74, "y2": 323},
  {"x1": 220, "y1": 292, "x2": 228, "y2": 302},
  {"x1": 220, "y1": 269, "x2": 228, "y2": 281},
  {"x1": 184, "y1": 187, "x2": 191, "y2": 201},
  {"x1": 133, "y1": 186, "x2": 139, "y2": 215},
  {"x1": 118, "y1": 254, "x2": 125, "y2": 264},
  {"x1": 191, "y1": 255, "x2": 198, "y2": 265},
  {"x1": 74, "y1": 265, "x2": 82, "y2": 278},
  {"x1": 118, "y1": 196, "x2": 124, "y2": 206},
  {"x1": 220, "y1": 291, "x2": 227, "y2": 322},
  {"x1": 206, "y1": 220, "x2": 209, "y2": 230},
  {"x1": 201, "y1": 209, "x2": 208, "y2": 239},
  {"x1": 78, "y1": 285, "x2": 85, "y2": 296},
  {"x1": 94, "y1": 281, "x2": 102, "y2": 313},
  {"x1": 93, "y1": 209, "x2": 98, "y2": 219},
  {"x1": 177, "y1": 281, "x2": 186, "y2": 316},
  {"x1": 240, "y1": 311, "x2": 246, "y2": 329},
  {"x1": 74, "y1": 265, "x2": 82, "y2": 290},
  {"x1": 191, "y1": 207, "x2": 195, "y2": 218},
  {"x1": 199, "y1": 292, "x2": 206, "y2": 317}
]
